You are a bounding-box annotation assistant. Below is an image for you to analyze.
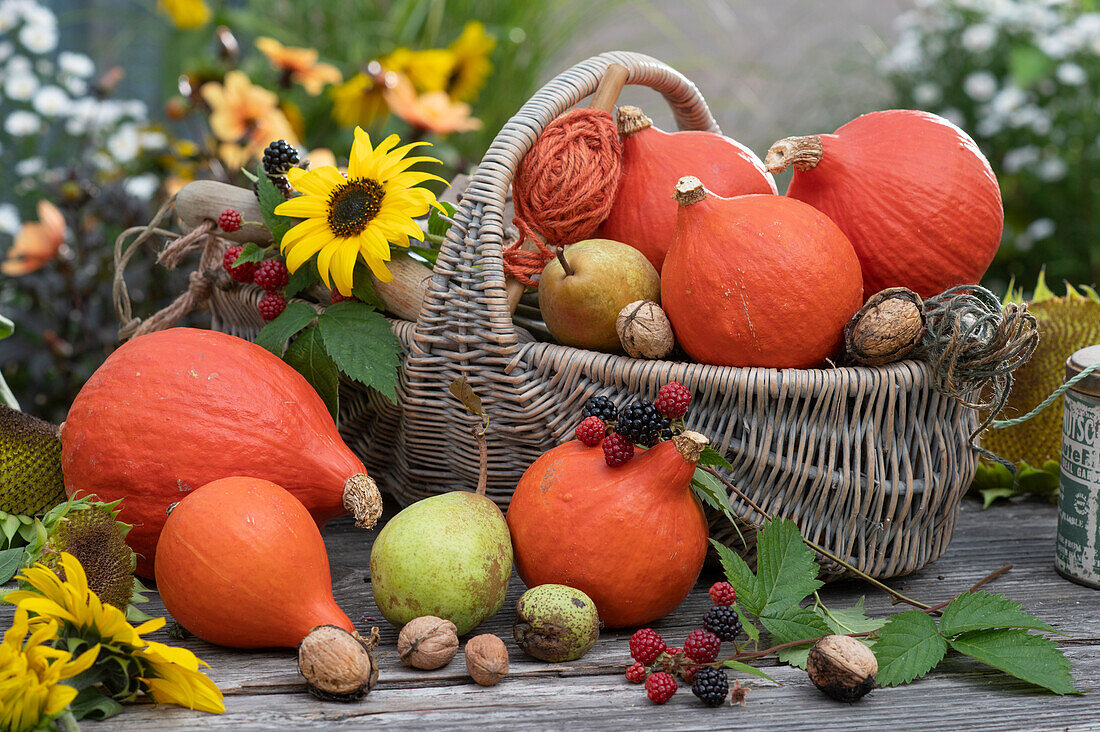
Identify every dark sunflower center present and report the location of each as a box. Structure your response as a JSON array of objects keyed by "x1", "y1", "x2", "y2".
[{"x1": 328, "y1": 178, "x2": 385, "y2": 237}]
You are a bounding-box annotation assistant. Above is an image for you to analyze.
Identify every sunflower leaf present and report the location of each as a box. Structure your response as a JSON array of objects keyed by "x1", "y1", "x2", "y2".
[
  {"x1": 70, "y1": 687, "x2": 125, "y2": 721},
  {"x1": 255, "y1": 163, "x2": 296, "y2": 244},
  {"x1": 316, "y1": 302, "x2": 402, "y2": 404},
  {"x1": 283, "y1": 326, "x2": 339, "y2": 423},
  {"x1": 0, "y1": 546, "x2": 23, "y2": 584}
]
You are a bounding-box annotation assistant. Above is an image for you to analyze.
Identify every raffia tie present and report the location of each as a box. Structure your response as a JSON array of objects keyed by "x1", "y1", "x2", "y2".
[
  {"x1": 503, "y1": 108, "x2": 622, "y2": 286},
  {"x1": 113, "y1": 194, "x2": 228, "y2": 342}
]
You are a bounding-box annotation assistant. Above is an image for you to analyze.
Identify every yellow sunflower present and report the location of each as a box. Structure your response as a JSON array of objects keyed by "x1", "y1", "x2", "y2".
[
  {"x1": 158, "y1": 0, "x2": 210, "y2": 29},
  {"x1": 447, "y1": 21, "x2": 496, "y2": 102},
  {"x1": 330, "y1": 70, "x2": 390, "y2": 128},
  {"x1": 137, "y1": 641, "x2": 225, "y2": 713},
  {"x1": 0, "y1": 607, "x2": 99, "y2": 732},
  {"x1": 380, "y1": 47, "x2": 456, "y2": 94},
  {"x1": 274, "y1": 126, "x2": 444, "y2": 293}
]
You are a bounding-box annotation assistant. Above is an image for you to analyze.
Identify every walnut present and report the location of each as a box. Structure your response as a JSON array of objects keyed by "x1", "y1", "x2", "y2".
[
  {"x1": 465, "y1": 633, "x2": 509, "y2": 686},
  {"x1": 297, "y1": 625, "x2": 378, "y2": 702},
  {"x1": 397, "y1": 616, "x2": 459, "y2": 670},
  {"x1": 616, "y1": 300, "x2": 675, "y2": 359},
  {"x1": 806, "y1": 634, "x2": 877, "y2": 702},
  {"x1": 844, "y1": 287, "x2": 926, "y2": 366}
]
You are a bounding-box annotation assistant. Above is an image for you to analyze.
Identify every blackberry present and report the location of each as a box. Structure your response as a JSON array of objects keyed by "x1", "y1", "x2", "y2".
[
  {"x1": 691, "y1": 667, "x2": 729, "y2": 707},
  {"x1": 616, "y1": 400, "x2": 669, "y2": 447},
  {"x1": 702, "y1": 605, "x2": 742, "y2": 642},
  {"x1": 262, "y1": 139, "x2": 300, "y2": 176},
  {"x1": 683, "y1": 628, "x2": 721, "y2": 663},
  {"x1": 629, "y1": 628, "x2": 666, "y2": 665},
  {"x1": 644, "y1": 672, "x2": 677, "y2": 704},
  {"x1": 581, "y1": 395, "x2": 617, "y2": 424}
]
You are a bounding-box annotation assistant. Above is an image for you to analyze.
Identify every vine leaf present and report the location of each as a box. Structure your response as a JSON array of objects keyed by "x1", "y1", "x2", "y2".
[
  {"x1": 938, "y1": 591, "x2": 1055, "y2": 637},
  {"x1": 948, "y1": 628, "x2": 1077, "y2": 695},
  {"x1": 873, "y1": 610, "x2": 948, "y2": 687},
  {"x1": 315, "y1": 301, "x2": 401, "y2": 403},
  {"x1": 283, "y1": 326, "x2": 338, "y2": 423},
  {"x1": 254, "y1": 302, "x2": 316, "y2": 356}
]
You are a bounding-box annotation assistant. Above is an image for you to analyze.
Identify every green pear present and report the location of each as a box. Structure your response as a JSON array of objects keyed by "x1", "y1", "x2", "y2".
[
  {"x1": 370, "y1": 492, "x2": 513, "y2": 636},
  {"x1": 539, "y1": 238, "x2": 661, "y2": 351}
]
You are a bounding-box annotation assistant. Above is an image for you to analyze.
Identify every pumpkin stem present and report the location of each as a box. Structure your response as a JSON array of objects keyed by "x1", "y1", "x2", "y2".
[
  {"x1": 555, "y1": 247, "x2": 575, "y2": 277},
  {"x1": 764, "y1": 135, "x2": 824, "y2": 174},
  {"x1": 617, "y1": 105, "x2": 653, "y2": 136},
  {"x1": 671, "y1": 430, "x2": 709, "y2": 463},
  {"x1": 343, "y1": 473, "x2": 383, "y2": 529},
  {"x1": 673, "y1": 176, "x2": 706, "y2": 207}
]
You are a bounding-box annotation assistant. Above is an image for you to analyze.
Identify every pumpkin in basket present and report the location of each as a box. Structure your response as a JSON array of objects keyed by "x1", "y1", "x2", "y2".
[
  {"x1": 60, "y1": 327, "x2": 382, "y2": 578},
  {"x1": 597, "y1": 105, "x2": 777, "y2": 273},
  {"x1": 661, "y1": 177, "x2": 863, "y2": 369},
  {"x1": 506, "y1": 431, "x2": 710, "y2": 628}
]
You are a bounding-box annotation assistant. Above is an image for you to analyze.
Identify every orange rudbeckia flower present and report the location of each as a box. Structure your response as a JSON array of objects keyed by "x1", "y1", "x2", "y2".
[
  {"x1": 2, "y1": 200, "x2": 66, "y2": 276},
  {"x1": 255, "y1": 37, "x2": 342, "y2": 96},
  {"x1": 201, "y1": 71, "x2": 299, "y2": 171},
  {"x1": 383, "y1": 74, "x2": 482, "y2": 136}
]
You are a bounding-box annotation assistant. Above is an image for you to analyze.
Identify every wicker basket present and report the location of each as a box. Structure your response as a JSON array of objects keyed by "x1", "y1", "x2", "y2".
[{"x1": 197, "y1": 51, "x2": 980, "y2": 580}]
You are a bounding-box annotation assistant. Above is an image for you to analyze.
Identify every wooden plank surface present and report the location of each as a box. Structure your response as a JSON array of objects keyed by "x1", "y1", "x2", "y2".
[{"x1": 3, "y1": 499, "x2": 1099, "y2": 731}]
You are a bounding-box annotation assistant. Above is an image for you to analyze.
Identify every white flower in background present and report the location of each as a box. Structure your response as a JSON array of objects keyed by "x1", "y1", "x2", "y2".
[
  {"x1": 991, "y1": 85, "x2": 1027, "y2": 116},
  {"x1": 14, "y1": 156, "x2": 44, "y2": 177},
  {"x1": 31, "y1": 84, "x2": 68, "y2": 116},
  {"x1": 20, "y1": 3, "x2": 56, "y2": 29},
  {"x1": 1056, "y1": 62, "x2": 1087, "y2": 86},
  {"x1": 1026, "y1": 218, "x2": 1056, "y2": 241},
  {"x1": 58, "y1": 51, "x2": 94, "y2": 78},
  {"x1": 0, "y1": 7, "x2": 16, "y2": 33},
  {"x1": 90, "y1": 150, "x2": 113, "y2": 170},
  {"x1": 4, "y1": 110, "x2": 40, "y2": 136},
  {"x1": 962, "y1": 24, "x2": 997, "y2": 52},
  {"x1": 123, "y1": 100, "x2": 148, "y2": 120},
  {"x1": 977, "y1": 115, "x2": 1003, "y2": 138},
  {"x1": 964, "y1": 71, "x2": 998, "y2": 102},
  {"x1": 1037, "y1": 157, "x2": 1068, "y2": 182},
  {"x1": 64, "y1": 116, "x2": 86, "y2": 136},
  {"x1": 62, "y1": 75, "x2": 87, "y2": 96},
  {"x1": 913, "y1": 82, "x2": 942, "y2": 106},
  {"x1": 1036, "y1": 27, "x2": 1079, "y2": 59},
  {"x1": 124, "y1": 174, "x2": 160, "y2": 201},
  {"x1": 0, "y1": 203, "x2": 20, "y2": 235},
  {"x1": 5, "y1": 54, "x2": 32, "y2": 76},
  {"x1": 139, "y1": 130, "x2": 167, "y2": 150},
  {"x1": 4, "y1": 71, "x2": 38, "y2": 101},
  {"x1": 938, "y1": 107, "x2": 967, "y2": 128},
  {"x1": 0, "y1": 42, "x2": 13, "y2": 62},
  {"x1": 107, "y1": 124, "x2": 141, "y2": 163},
  {"x1": 1003, "y1": 145, "x2": 1041, "y2": 173},
  {"x1": 19, "y1": 22, "x2": 58, "y2": 55},
  {"x1": 1029, "y1": 110, "x2": 1052, "y2": 136}
]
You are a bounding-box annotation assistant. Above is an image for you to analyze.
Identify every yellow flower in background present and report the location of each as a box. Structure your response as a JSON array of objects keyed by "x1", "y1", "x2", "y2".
[
  {"x1": 381, "y1": 47, "x2": 456, "y2": 93},
  {"x1": 255, "y1": 37, "x2": 343, "y2": 96},
  {"x1": 158, "y1": 0, "x2": 210, "y2": 29},
  {"x1": 384, "y1": 74, "x2": 482, "y2": 135},
  {"x1": 201, "y1": 71, "x2": 298, "y2": 171},
  {"x1": 330, "y1": 71, "x2": 390, "y2": 129},
  {"x1": 138, "y1": 641, "x2": 225, "y2": 713},
  {"x1": 447, "y1": 21, "x2": 496, "y2": 102},
  {"x1": 275, "y1": 127, "x2": 445, "y2": 293},
  {"x1": 0, "y1": 607, "x2": 99, "y2": 732}
]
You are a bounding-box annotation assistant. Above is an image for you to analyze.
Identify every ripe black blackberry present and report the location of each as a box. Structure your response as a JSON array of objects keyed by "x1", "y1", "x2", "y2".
[
  {"x1": 616, "y1": 400, "x2": 669, "y2": 447},
  {"x1": 262, "y1": 140, "x2": 300, "y2": 176},
  {"x1": 581, "y1": 396, "x2": 617, "y2": 424},
  {"x1": 691, "y1": 667, "x2": 729, "y2": 707},
  {"x1": 702, "y1": 605, "x2": 742, "y2": 642}
]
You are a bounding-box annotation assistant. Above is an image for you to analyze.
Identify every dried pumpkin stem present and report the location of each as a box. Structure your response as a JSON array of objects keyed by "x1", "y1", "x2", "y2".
[
  {"x1": 764, "y1": 135, "x2": 824, "y2": 174},
  {"x1": 616, "y1": 105, "x2": 653, "y2": 136},
  {"x1": 343, "y1": 473, "x2": 383, "y2": 529},
  {"x1": 674, "y1": 176, "x2": 706, "y2": 207}
]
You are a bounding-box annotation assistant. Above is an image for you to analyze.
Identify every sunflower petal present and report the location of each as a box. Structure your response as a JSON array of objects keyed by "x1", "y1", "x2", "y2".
[{"x1": 274, "y1": 196, "x2": 328, "y2": 218}]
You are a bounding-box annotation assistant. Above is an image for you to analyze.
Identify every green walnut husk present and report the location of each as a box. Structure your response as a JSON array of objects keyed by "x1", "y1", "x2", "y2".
[{"x1": 513, "y1": 584, "x2": 600, "y2": 662}]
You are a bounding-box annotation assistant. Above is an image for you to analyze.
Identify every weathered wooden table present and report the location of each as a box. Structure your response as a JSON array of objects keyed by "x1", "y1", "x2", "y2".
[{"x1": 4, "y1": 499, "x2": 1098, "y2": 730}]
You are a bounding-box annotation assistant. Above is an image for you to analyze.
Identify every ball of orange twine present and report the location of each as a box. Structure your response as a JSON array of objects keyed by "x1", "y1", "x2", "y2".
[{"x1": 505, "y1": 108, "x2": 623, "y2": 286}]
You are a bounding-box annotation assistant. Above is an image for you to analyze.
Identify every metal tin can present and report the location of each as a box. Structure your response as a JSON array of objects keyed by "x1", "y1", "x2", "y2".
[{"x1": 1055, "y1": 345, "x2": 1100, "y2": 588}]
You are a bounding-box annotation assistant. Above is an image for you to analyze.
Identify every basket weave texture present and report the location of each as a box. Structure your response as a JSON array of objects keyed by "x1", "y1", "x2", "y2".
[{"x1": 204, "y1": 52, "x2": 980, "y2": 580}]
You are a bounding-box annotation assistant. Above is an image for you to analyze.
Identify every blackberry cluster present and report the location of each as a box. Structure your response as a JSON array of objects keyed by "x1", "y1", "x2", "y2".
[
  {"x1": 691, "y1": 667, "x2": 730, "y2": 707},
  {"x1": 581, "y1": 396, "x2": 617, "y2": 424},
  {"x1": 616, "y1": 400, "x2": 670, "y2": 447},
  {"x1": 702, "y1": 605, "x2": 742, "y2": 642},
  {"x1": 262, "y1": 140, "x2": 300, "y2": 176}
]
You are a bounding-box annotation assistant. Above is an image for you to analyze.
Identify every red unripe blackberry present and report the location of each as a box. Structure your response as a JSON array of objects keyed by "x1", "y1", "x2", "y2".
[
  {"x1": 222, "y1": 245, "x2": 257, "y2": 283},
  {"x1": 575, "y1": 416, "x2": 606, "y2": 447},
  {"x1": 602, "y1": 432, "x2": 634, "y2": 466},
  {"x1": 625, "y1": 662, "x2": 647, "y2": 684},
  {"x1": 683, "y1": 628, "x2": 721, "y2": 663},
  {"x1": 254, "y1": 259, "x2": 289, "y2": 292},
  {"x1": 331, "y1": 290, "x2": 355, "y2": 304},
  {"x1": 629, "y1": 628, "x2": 666, "y2": 665},
  {"x1": 655, "y1": 380, "x2": 692, "y2": 419},
  {"x1": 217, "y1": 208, "x2": 242, "y2": 232},
  {"x1": 708, "y1": 581, "x2": 736, "y2": 606},
  {"x1": 257, "y1": 291, "x2": 286, "y2": 321},
  {"x1": 645, "y1": 672, "x2": 677, "y2": 704}
]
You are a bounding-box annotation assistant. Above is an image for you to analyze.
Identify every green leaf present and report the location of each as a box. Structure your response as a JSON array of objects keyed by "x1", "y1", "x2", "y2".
[
  {"x1": 449, "y1": 376, "x2": 484, "y2": 417},
  {"x1": 407, "y1": 244, "x2": 439, "y2": 266},
  {"x1": 722, "y1": 659, "x2": 776, "y2": 683},
  {"x1": 316, "y1": 301, "x2": 402, "y2": 404},
  {"x1": 734, "y1": 604, "x2": 760, "y2": 643},
  {"x1": 710, "y1": 539, "x2": 761, "y2": 615},
  {"x1": 0, "y1": 313, "x2": 12, "y2": 339},
  {"x1": 255, "y1": 302, "x2": 317, "y2": 356},
  {"x1": 949, "y1": 628, "x2": 1077, "y2": 694},
  {"x1": 351, "y1": 264, "x2": 385, "y2": 310},
  {"x1": 759, "y1": 605, "x2": 831, "y2": 646},
  {"x1": 692, "y1": 469, "x2": 734, "y2": 521},
  {"x1": 0, "y1": 546, "x2": 23, "y2": 584},
  {"x1": 981, "y1": 486, "x2": 1017, "y2": 509},
  {"x1": 754, "y1": 518, "x2": 823, "y2": 616},
  {"x1": 818, "y1": 597, "x2": 884, "y2": 636},
  {"x1": 939, "y1": 591, "x2": 1055, "y2": 637},
  {"x1": 255, "y1": 163, "x2": 297, "y2": 243},
  {"x1": 70, "y1": 687, "x2": 124, "y2": 721},
  {"x1": 1009, "y1": 44, "x2": 1054, "y2": 89},
  {"x1": 698, "y1": 445, "x2": 736, "y2": 472},
  {"x1": 873, "y1": 610, "x2": 948, "y2": 686},
  {"x1": 777, "y1": 644, "x2": 811, "y2": 669},
  {"x1": 427, "y1": 200, "x2": 455, "y2": 237},
  {"x1": 231, "y1": 241, "x2": 268, "y2": 268},
  {"x1": 285, "y1": 259, "x2": 320, "y2": 298},
  {"x1": 283, "y1": 326, "x2": 339, "y2": 423}
]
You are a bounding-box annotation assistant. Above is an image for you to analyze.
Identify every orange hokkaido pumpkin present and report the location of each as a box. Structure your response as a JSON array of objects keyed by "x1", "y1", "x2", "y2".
[
  {"x1": 766, "y1": 110, "x2": 1003, "y2": 299},
  {"x1": 661, "y1": 178, "x2": 863, "y2": 368},
  {"x1": 60, "y1": 327, "x2": 380, "y2": 578},
  {"x1": 597, "y1": 105, "x2": 777, "y2": 273},
  {"x1": 506, "y1": 432, "x2": 709, "y2": 628},
  {"x1": 156, "y1": 476, "x2": 354, "y2": 648}
]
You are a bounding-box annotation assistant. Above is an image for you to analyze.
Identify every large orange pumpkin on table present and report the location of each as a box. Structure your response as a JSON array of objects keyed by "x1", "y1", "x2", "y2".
[{"x1": 60, "y1": 327, "x2": 380, "y2": 578}]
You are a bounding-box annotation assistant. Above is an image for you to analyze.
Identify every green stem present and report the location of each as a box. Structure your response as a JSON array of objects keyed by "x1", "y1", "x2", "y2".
[
  {"x1": 55, "y1": 711, "x2": 80, "y2": 732},
  {"x1": 424, "y1": 233, "x2": 445, "y2": 245}
]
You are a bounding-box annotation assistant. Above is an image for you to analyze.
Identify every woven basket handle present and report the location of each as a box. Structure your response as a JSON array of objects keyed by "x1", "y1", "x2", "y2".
[{"x1": 416, "y1": 51, "x2": 720, "y2": 350}]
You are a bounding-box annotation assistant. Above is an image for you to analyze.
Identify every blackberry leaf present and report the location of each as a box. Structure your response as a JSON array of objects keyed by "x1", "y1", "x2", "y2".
[
  {"x1": 284, "y1": 326, "x2": 339, "y2": 424},
  {"x1": 255, "y1": 302, "x2": 316, "y2": 356},
  {"x1": 948, "y1": 628, "x2": 1077, "y2": 695},
  {"x1": 939, "y1": 591, "x2": 1056, "y2": 637},
  {"x1": 316, "y1": 302, "x2": 401, "y2": 404},
  {"x1": 873, "y1": 610, "x2": 948, "y2": 686},
  {"x1": 254, "y1": 163, "x2": 296, "y2": 244}
]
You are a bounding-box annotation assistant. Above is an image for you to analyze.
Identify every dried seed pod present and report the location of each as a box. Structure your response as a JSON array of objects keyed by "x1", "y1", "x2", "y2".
[
  {"x1": 844, "y1": 287, "x2": 926, "y2": 365},
  {"x1": 806, "y1": 634, "x2": 877, "y2": 702},
  {"x1": 397, "y1": 616, "x2": 459, "y2": 670},
  {"x1": 465, "y1": 633, "x2": 509, "y2": 686},
  {"x1": 297, "y1": 625, "x2": 379, "y2": 702},
  {"x1": 616, "y1": 300, "x2": 675, "y2": 359}
]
